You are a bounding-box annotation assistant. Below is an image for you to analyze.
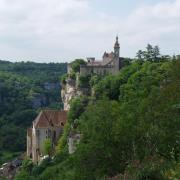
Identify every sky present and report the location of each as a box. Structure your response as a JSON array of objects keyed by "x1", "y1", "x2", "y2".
[{"x1": 0, "y1": 0, "x2": 179, "y2": 62}]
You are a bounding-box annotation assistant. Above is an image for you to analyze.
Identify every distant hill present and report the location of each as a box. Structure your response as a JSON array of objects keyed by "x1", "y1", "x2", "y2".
[{"x1": 0, "y1": 60, "x2": 67, "y2": 165}]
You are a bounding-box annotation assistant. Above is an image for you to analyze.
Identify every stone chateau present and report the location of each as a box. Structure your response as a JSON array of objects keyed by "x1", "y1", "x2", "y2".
[{"x1": 79, "y1": 36, "x2": 121, "y2": 75}]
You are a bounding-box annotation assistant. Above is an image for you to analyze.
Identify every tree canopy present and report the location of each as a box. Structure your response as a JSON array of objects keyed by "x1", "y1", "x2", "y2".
[{"x1": 16, "y1": 58, "x2": 180, "y2": 180}]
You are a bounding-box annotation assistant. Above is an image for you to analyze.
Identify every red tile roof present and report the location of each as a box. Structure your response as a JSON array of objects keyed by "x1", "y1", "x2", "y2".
[{"x1": 33, "y1": 110, "x2": 67, "y2": 128}]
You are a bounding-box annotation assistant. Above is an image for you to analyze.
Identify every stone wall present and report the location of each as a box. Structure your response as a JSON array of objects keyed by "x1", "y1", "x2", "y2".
[
  {"x1": 80, "y1": 57, "x2": 121, "y2": 76},
  {"x1": 29, "y1": 126, "x2": 63, "y2": 164}
]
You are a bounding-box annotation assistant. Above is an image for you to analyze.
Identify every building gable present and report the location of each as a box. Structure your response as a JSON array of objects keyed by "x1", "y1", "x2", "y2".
[{"x1": 33, "y1": 110, "x2": 67, "y2": 128}]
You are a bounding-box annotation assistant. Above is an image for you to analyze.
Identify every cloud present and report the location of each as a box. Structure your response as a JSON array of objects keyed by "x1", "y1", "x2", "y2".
[
  {"x1": 0, "y1": 0, "x2": 179, "y2": 62},
  {"x1": 0, "y1": 0, "x2": 118, "y2": 61},
  {"x1": 0, "y1": 0, "x2": 92, "y2": 61},
  {"x1": 119, "y1": 0, "x2": 180, "y2": 56}
]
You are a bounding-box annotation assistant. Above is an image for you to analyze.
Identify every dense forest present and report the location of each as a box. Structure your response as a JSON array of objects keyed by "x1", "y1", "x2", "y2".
[
  {"x1": 15, "y1": 46, "x2": 180, "y2": 180},
  {"x1": 0, "y1": 60, "x2": 67, "y2": 165}
]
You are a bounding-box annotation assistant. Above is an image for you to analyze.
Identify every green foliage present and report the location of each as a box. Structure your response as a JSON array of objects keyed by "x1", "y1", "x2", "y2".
[
  {"x1": 73, "y1": 100, "x2": 123, "y2": 179},
  {"x1": 15, "y1": 171, "x2": 33, "y2": 180},
  {"x1": 70, "y1": 59, "x2": 86, "y2": 73},
  {"x1": 69, "y1": 71, "x2": 76, "y2": 80},
  {"x1": 126, "y1": 157, "x2": 166, "y2": 180},
  {"x1": 61, "y1": 74, "x2": 68, "y2": 84},
  {"x1": 31, "y1": 158, "x2": 51, "y2": 176},
  {"x1": 43, "y1": 139, "x2": 53, "y2": 156},
  {"x1": 0, "y1": 124, "x2": 26, "y2": 152},
  {"x1": 15, "y1": 158, "x2": 52, "y2": 180},
  {"x1": 0, "y1": 151, "x2": 21, "y2": 166},
  {"x1": 89, "y1": 74, "x2": 102, "y2": 87},
  {"x1": 136, "y1": 44, "x2": 161, "y2": 62},
  {"x1": 0, "y1": 60, "x2": 67, "y2": 165},
  {"x1": 68, "y1": 96, "x2": 89, "y2": 123},
  {"x1": 15, "y1": 59, "x2": 180, "y2": 179},
  {"x1": 15, "y1": 159, "x2": 34, "y2": 180},
  {"x1": 94, "y1": 62, "x2": 141, "y2": 100},
  {"x1": 121, "y1": 58, "x2": 132, "y2": 67},
  {"x1": 56, "y1": 123, "x2": 70, "y2": 153},
  {"x1": 164, "y1": 162, "x2": 180, "y2": 179},
  {"x1": 78, "y1": 75, "x2": 91, "y2": 88},
  {"x1": 0, "y1": 60, "x2": 67, "y2": 83},
  {"x1": 22, "y1": 159, "x2": 34, "y2": 174},
  {"x1": 74, "y1": 60, "x2": 179, "y2": 179}
]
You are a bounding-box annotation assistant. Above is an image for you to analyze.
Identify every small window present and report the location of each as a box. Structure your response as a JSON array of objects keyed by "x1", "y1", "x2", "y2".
[
  {"x1": 53, "y1": 131, "x2": 56, "y2": 139},
  {"x1": 36, "y1": 130, "x2": 40, "y2": 136},
  {"x1": 61, "y1": 122, "x2": 64, "y2": 126}
]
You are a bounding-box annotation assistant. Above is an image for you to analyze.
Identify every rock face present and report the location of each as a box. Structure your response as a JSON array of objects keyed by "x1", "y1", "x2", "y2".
[
  {"x1": 61, "y1": 73, "x2": 90, "y2": 154},
  {"x1": 68, "y1": 133, "x2": 81, "y2": 154},
  {"x1": 61, "y1": 75, "x2": 88, "y2": 154},
  {"x1": 61, "y1": 78, "x2": 77, "y2": 111},
  {"x1": 61, "y1": 75, "x2": 89, "y2": 111}
]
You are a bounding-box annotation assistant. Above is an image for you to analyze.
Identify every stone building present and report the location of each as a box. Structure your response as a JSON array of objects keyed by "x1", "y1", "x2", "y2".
[
  {"x1": 27, "y1": 110, "x2": 67, "y2": 164},
  {"x1": 80, "y1": 36, "x2": 121, "y2": 75}
]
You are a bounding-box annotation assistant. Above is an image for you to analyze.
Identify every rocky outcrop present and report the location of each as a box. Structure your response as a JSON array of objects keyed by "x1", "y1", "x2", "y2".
[
  {"x1": 61, "y1": 78, "x2": 76, "y2": 111},
  {"x1": 61, "y1": 75, "x2": 89, "y2": 111},
  {"x1": 61, "y1": 73, "x2": 90, "y2": 154},
  {"x1": 0, "y1": 157, "x2": 23, "y2": 180},
  {"x1": 68, "y1": 133, "x2": 81, "y2": 154}
]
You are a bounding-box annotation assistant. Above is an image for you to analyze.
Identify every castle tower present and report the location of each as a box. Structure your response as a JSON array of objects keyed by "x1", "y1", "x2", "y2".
[
  {"x1": 114, "y1": 36, "x2": 120, "y2": 73},
  {"x1": 114, "y1": 36, "x2": 120, "y2": 58}
]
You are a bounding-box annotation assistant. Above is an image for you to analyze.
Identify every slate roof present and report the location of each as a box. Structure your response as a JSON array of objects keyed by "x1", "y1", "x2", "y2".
[{"x1": 33, "y1": 110, "x2": 67, "y2": 128}]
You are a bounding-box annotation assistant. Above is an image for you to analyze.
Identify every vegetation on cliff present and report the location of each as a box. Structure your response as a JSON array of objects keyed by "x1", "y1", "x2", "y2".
[{"x1": 15, "y1": 54, "x2": 180, "y2": 179}]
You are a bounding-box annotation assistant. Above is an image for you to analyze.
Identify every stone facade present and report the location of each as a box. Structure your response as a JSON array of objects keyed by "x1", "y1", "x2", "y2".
[
  {"x1": 27, "y1": 110, "x2": 67, "y2": 164},
  {"x1": 80, "y1": 36, "x2": 121, "y2": 76}
]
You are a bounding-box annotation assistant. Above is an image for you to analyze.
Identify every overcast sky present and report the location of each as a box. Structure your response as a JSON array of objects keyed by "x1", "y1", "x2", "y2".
[{"x1": 0, "y1": 0, "x2": 180, "y2": 62}]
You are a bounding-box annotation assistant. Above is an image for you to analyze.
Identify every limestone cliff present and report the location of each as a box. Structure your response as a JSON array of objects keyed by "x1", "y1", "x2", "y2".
[
  {"x1": 61, "y1": 78, "x2": 76, "y2": 111},
  {"x1": 61, "y1": 74, "x2": 89, "y2": 111},
  {"x1": 61, "y1": 69, "x2": 90, "y2": 154}
]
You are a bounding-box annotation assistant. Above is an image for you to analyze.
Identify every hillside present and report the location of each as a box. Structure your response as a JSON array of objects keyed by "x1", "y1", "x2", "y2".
[
  {"x1": 15, "y1": 58, "x2": 180, "y2": 180},
  {"x1": 0, "y1": 60, "x2": 67, "y2": 165}
]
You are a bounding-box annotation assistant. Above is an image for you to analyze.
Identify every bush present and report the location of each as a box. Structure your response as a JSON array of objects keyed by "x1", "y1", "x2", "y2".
[
  {"x1": 32, "y1": 157, "x2": 51, "y2": 176},
  {"x1": 68, "y1": 96, "x2": 89, "y2": 123},
  {"x1": 70, "y1": 59, "x2": 86, "y2": 73},
  {"x1": 78, "y1": 75, "x2": 91, "y2": 88},
  {"x1": 60, "y1": 74, "x2": 68, "y2": 85}
]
